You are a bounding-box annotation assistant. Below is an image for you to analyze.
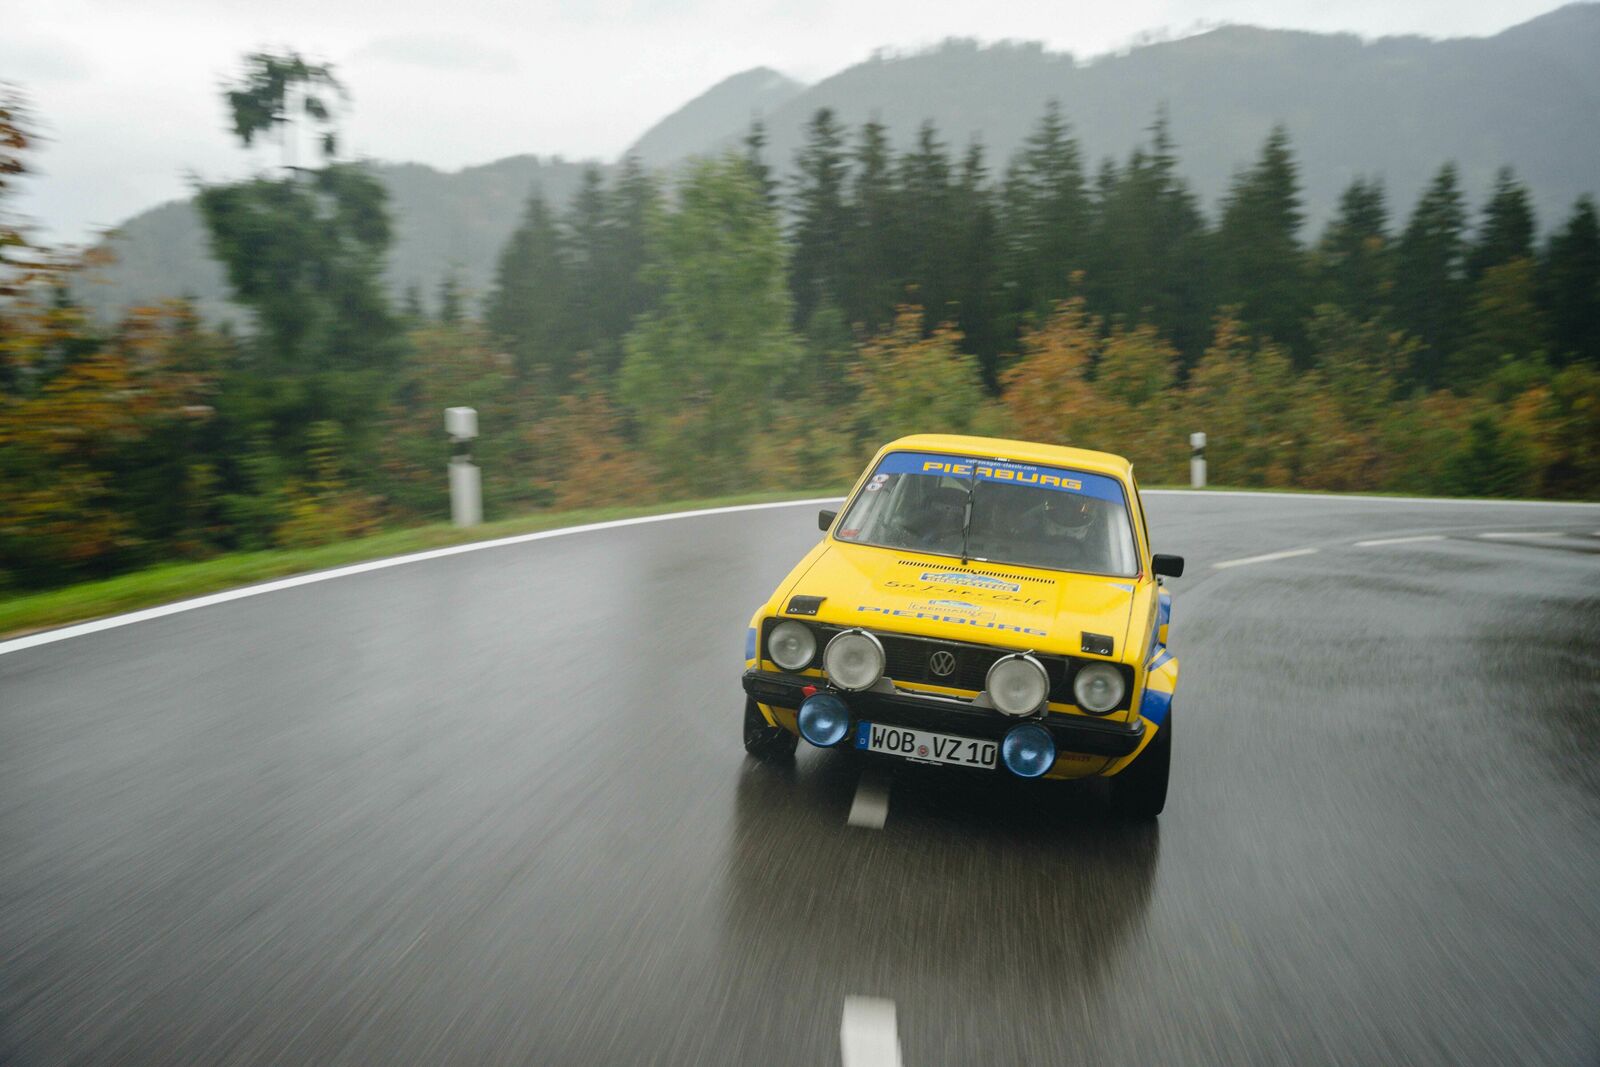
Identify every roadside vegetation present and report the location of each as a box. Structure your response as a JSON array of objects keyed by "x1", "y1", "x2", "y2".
[
  {"x1": 2, "y1": 53, "x2": 1597, "y2": 601},
  {"x1": 0, "y1": 488, "x2": 844, "y2": 637}
]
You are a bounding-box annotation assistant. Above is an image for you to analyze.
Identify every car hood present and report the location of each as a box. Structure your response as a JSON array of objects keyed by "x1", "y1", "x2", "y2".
[{"x1": 783, "y1": 541, "x2": 1138, "y2": 658}]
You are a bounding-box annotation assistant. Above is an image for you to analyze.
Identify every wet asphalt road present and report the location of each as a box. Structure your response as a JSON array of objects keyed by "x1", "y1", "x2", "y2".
[{"x1": 2, "y1": 492, "x2": 1599, "y2": 1065}]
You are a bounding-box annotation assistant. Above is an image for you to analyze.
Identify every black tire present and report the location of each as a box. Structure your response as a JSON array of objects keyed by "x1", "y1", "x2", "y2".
[
  {"x1": 1109, "y1": 710, "x2": 1171, "y2": 818},
  {"x1": 743, "y1": 698, "x2": 798, "y2": 760}
]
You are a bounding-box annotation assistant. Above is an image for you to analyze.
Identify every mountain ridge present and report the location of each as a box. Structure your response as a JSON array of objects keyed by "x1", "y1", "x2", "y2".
[{"x1": 79, "y1": 4, "x2": 1600, "y2": 322}]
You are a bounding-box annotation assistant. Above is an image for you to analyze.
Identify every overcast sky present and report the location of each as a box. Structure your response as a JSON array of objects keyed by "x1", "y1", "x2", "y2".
[{"x1": 3, "y1": 0, "x2": 1573, "y2": 244}]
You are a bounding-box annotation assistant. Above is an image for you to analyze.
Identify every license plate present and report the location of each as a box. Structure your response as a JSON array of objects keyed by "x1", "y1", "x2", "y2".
[{"x1": 854, "y1": 721, "x2": 998, "y2": 769}]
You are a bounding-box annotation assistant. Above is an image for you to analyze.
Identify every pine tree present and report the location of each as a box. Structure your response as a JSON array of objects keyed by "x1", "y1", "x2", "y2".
[
  {"x1": 1537, "y1": 196, "x2": 1600, "y2": 367},
  {"x1": 843, "y1": 118, "x2": 897, "y2": 332},
  {"x1": 1000, "y1": 100, "x2": 1090, "y2": 320},
  {"x1": 1088, "y1": 109, "x2": 1211, "y2": 365},
  {"x1": 1393, "y1": 163, "x2": 1469, "y2": 387},
  {"x1": 594, "y1": 156, "x2": 662, "y2": 376},
  {"x1": 952, "y1": 141, "x2": 1003, "y2": 388},
  {"x1": 436, "y1": 270, "x2": 463, "y2": 325},
  {"x1": 743, "y1": 120, "x2": 779, "y2": 210},
  {"x1": 484, "y1": 189, "x2": 573, "y2": 380},
  {"x1": 1213, "y1": 125, "x2": 1310, "y2": 359},
  {"x1": 1468, "y1": 167, "x2": 1535, "y2": 283},
  {"x1": 895, "y1": 121, "x2": 956, "y2": 326},
  {"x1": 1317, "y1": 177, "x2": 1391, "y2": 324},
  {"x1": 565, "y1": 165, "x2": 609, "y2": 359},
  {"x1": 789, "y1": 108, "x2": 852, "y2": 330}
]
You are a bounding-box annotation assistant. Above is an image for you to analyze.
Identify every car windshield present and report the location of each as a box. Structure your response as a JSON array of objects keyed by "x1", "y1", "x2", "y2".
[{"x1": 835, "y1": 450, "x2": 1141, "y2": 577}]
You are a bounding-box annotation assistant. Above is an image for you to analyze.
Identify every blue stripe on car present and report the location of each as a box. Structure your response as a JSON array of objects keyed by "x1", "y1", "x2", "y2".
[
  {"x1": 745, "y1": 627, "x2": 757, "y2": 661},
  {"x1": 1140, "y1": 685, "x2": 1173, "y2": 727}
]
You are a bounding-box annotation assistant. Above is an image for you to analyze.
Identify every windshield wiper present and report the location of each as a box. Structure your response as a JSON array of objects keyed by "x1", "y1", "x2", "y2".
[{"x1": 960, "y1": 475, "x2": 977, "y2": 565}]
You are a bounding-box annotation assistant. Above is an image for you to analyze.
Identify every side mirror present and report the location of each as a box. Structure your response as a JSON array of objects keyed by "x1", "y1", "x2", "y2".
[
  {"x1": 1152, "y1": 554, "x2": 1185, "y2": 578},
  {"x1": 818, "y1": 509, "x2": 838, "y2": 532}
]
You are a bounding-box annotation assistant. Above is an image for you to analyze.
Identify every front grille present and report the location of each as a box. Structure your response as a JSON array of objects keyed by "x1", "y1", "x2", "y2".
[{"x1": 761, "y1": 618, "x2": 1131, "y2": 710}]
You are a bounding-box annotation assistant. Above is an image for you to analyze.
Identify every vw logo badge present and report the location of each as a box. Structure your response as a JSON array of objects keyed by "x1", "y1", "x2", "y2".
[{"x1": 929, "y1": 650, "x2": 957, "y2": 677}]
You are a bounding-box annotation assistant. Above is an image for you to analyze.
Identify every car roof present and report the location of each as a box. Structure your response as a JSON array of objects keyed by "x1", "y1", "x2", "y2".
[{"x1": 874, "y1": 434, "x2": 1136, "y2": 483}]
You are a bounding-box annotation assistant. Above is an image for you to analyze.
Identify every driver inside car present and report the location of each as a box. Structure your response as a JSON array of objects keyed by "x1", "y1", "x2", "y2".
[{"x1": 900, "y1": 482, "x2": 968, "y2": 551}]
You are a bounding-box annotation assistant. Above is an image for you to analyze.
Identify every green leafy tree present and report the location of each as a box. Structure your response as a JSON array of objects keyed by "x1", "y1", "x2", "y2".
[
  {"x1": 1458, "y1": 257, "x2": 1543, "y2": 386},
  {"x1": 620, "y1": 156, "x2": 799, "y2": 493},
  {"x1": 199, "y1": 52, "x2": 400, "y2": 383}
]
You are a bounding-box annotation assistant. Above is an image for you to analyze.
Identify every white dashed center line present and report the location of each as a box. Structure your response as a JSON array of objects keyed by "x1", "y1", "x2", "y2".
[
  {"x1": 848, "y1": 771, "x2": 892, "y2": 829},
  {"x1": 841, "y1": 996, "x2": 904, "y2": 1067},
  {"x1": 1355, "y1": 534, "x2": 1447, "y2": 547},
  {"x1": 1479, "y1": 531, "x2": 1560, "y2": 539},
  {"x1": 1212, "y1": 547, "x2": 1318, "y2": 569}
]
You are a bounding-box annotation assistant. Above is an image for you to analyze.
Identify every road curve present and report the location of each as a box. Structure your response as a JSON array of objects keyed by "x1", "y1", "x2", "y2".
[{"x1": 2, "y1": 493, "x2": 1599, "y2": 1065}]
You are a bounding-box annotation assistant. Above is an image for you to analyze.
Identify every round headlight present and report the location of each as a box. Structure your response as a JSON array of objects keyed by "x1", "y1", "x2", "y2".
[
  {"x1": 985, "y1": 654, "x2": 1050, "y2": 717},
  {"x1": 1073, "y1": 662, "x2": 1126, "y2": 715},
  {"x1": 823, "y1": 630, "x2": 885, "y2": 692},
  {"x1": 768, "y1": 620, "x2": 817, "y2": 671}
]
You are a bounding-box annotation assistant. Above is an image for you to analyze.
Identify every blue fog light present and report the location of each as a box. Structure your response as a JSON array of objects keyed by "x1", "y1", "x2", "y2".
[
  {"x1": 797, "y1": 693, "x2": 851, "y2": 747},
  {"x1": 1001, "y1": 723, "x2": 1056, "y2": 778}
]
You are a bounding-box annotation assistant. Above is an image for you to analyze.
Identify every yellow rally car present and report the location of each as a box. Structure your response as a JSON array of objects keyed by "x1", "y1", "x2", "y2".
[{"x1": 741, "y1": 434, "x2": 1183, "y2": 817}]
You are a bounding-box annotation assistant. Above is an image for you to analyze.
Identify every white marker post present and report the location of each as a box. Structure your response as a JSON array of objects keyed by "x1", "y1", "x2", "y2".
[
  {"x1": 1190, "y1": 431, "x2": 1207, "y2": 490},
  {"x1": 446, "y1": 406, "x2": 482, "y2": 528}
]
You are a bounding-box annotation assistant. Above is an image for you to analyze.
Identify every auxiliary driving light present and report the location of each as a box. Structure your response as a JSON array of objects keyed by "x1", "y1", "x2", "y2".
[
  {"x1": 985, "y1": 653, "x2": 1050, "y2": 717},
  {"x1": 823, "y1": 630, "x2": 886, "y2": 691},
  {"x1": 1073, "y1": 662, "x2": 1126, "y2": 715},
  {"x1": 797, "y1": 693, "x2": 851, "y2": 747},
  {"x1": 768, "y1": 620, "x2": 818, "y2": 671},
  {"x1": 1001, "y1": 723, "x2": 1056, "y2": 778}
]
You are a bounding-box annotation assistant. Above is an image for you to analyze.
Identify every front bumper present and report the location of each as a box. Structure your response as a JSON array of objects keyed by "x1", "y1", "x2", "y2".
[{"x1": 741, "y1": 669, "x2": 1145, "y2": 757}]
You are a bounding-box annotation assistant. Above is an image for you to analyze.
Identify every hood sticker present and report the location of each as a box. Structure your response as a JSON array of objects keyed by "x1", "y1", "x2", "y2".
[
  {"x1": 918, "y1": 570, "x2": 1020, "y2": 592},
  {"x1": 857, "y1": 604, "x2": 1046, "y2": 636}
]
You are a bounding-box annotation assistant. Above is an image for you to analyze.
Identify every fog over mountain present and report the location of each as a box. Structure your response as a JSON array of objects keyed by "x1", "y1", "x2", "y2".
[{"x1": 80, "y1": 4, "x2": 1600, "y2": 322}]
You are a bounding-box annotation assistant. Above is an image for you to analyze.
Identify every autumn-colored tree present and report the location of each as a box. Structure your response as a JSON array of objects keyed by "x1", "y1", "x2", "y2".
[
  {"x1": 1000, "y1": 297, "x2": 1102, "y2": 445},
  {"x1": 854, "y1": 308, "x2": 994, "y2": 444},
  {"x1": 1, "y1": 301, "x2": 220, "y2": 586},
  {"x1": 538, "y1": 370, "x2": 658, "y2": 510}
]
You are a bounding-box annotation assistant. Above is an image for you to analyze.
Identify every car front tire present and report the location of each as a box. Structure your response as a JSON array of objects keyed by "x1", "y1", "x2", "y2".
[
  {"x1": 1109, "y1": 710, "x2": 1170, "y2": 818},
  {"x1": 743, "y1": 698, "x2": 798, "y2": 760}
]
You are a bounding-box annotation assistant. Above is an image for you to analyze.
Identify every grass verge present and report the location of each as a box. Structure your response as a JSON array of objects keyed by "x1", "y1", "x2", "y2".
[{"x1": 0, "y1": 488, "x2": 847, "y2": 640}]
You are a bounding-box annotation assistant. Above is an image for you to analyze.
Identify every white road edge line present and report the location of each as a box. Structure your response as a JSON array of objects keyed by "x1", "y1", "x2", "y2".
[
  {"x1": 1479, "y1": 531, "x2": 1560, "y2": 539},
  {"x1": 0, "y1": 497, "x2": 845, "y2": 658},
  {"x1": 1212, "y1": 547, "x2": 1318, "y2": 570},
  {"x1": 841, "y1": 996, "x2": 903, "y2": 1067},
  {"x1": 1354, "y1": 535, "x2": 1447, "y2": 547},
  {"x1": 8, "y1": 488, "x2": 1597, "y2": 658},
  {"x1": 847, "y1": 772, "x2": 893, "y2": 830}
]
